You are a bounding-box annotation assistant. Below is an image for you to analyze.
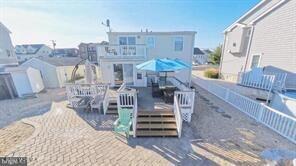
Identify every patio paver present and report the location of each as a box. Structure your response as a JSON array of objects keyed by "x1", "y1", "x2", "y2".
[{"x1": 5, "y1": 101, "x2": 207, "y2": 165}]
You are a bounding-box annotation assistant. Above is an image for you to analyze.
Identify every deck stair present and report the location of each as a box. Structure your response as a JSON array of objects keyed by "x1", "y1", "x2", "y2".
[
  {"x1": 136, "y1": 110, "x2": 178, "y2": 137},
  {"x1": 106, "y1": 100, "x2": 118, "y2": 115}
]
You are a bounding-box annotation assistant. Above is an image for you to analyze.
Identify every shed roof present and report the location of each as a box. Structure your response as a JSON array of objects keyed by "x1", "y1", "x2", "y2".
[{"x1": 36, "y1": 57, "x2": 83, "y2": 66}]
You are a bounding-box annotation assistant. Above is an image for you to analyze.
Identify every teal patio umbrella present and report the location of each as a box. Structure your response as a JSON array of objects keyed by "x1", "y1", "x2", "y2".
[
  {"x1": 136, "y1": 58, "x2": 190, "y2": 72},
  {"x1": 136, "y1": 58, "x2": 190, "y2": 83}
]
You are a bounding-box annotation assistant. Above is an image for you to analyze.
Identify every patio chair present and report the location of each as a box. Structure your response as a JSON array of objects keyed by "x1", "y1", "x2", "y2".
[
  {"x1": 163, "y1": 87, "x2": 176, "y2": 103},
  {"x1": 151, "y1": 80, "x2": 163, "y2": 98},
  {"x1": 90, "y1": 95, "x2": 104, "y2": 112},
  {"x1": 113, "y1": 108, "x2": 133, "y2": 138}
]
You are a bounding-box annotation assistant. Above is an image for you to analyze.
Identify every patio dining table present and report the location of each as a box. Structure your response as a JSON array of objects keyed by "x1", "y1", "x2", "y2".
[{"x1": 158, "y1": 80, "x2": 175, "y2": 90}]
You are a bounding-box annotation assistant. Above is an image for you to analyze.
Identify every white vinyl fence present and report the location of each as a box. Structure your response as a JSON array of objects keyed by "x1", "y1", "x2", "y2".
[{"x1": 193, "y1": 76, "x2": 296, "y2": 144}]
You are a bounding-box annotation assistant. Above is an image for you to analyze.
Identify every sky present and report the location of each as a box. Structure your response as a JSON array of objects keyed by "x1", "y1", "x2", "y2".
[{"x1": 0, "y1": 0, "x2": 260, "y2": 49}]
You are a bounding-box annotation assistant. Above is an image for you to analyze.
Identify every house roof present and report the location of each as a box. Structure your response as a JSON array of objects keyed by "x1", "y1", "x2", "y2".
[
  {"x1": 108, "y1": 31, "x2": 196, "y2": 35},
  {"x1": 223, "y1": 0, "x2": 286, "y2": 33},
  {"x1": 4, "y1": 66, "x2": 30, "y2": 72},
  {"x1": 15, "y1": 44, "x2": 47, "y2": 55},
  {"x1": 194, "y1": 48, "x2": 204, "y2": 55},
  {"x1": 0, "y1": 22, "x2": 11, "y2": 33},
  {"x1": 202, "y1": 49, "x2": 213, "y2": 55},
  {"x1": 36, "y1": 57, "x2": 83, "y2": 66}
]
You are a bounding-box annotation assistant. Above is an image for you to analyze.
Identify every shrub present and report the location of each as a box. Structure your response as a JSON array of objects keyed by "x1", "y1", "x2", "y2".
[{"x1": 204, "y1": 68, "x2": 219, "y2": 79}]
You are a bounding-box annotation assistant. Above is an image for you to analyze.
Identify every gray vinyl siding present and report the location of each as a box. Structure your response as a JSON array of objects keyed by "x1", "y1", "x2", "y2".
[
  {"x1": 220, "y1": 26, "x2": 246, "y2": 77},
  {"x1": 247, "y1": 0, "x2": 296, "y2": 89}
]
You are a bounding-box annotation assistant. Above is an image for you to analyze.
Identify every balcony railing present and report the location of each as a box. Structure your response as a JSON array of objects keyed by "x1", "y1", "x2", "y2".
[{"x1": 97, "y1": 44, "x2": 146, "y2": 58}]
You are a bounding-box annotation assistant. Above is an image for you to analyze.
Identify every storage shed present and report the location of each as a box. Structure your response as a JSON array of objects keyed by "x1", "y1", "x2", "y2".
[
  {"x1": 4, "y1": 66, "x2": 44, "y2": 97},
  {"x1": 21, "y1": 57, "x2": 85, "y2": 88}
]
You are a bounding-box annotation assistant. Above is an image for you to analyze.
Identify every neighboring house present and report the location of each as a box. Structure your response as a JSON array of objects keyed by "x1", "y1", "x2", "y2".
[
  {"x1": 220, "y1": 0, "x2": 296, "y2": 88},
  {"x1": 0, "y1": 22, "x2": 18, "y2": 69},
  {"x1": 15, "y1": 44, "x2": 52, "y2": 63},
  {"x1": 78, "y1": 43, "x2": 99, "y2": 63},
  {"x1": 21, "y1": 57, "x2": 85, "y2": 88},
  {"x1": 78, "y1": 41, "x2": 108, "y2": 64},
  {"x1": 193, "y1": 48, "x2": 212, "y2": 65},
  {"x1": 98, "y1": 31, "x2": 196, "y2": 87},
  {"x1": 4, "y1": 66, "x2": 44, "y2": 98},
  {"x1": 54, "y1": 48, "x2": 79, "y2": 57}
]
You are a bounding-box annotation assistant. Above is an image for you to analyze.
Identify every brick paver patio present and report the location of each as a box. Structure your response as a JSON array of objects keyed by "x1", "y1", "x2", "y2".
[{"x1": 5, "y1": 101, "x2": 209, "y2": 166}]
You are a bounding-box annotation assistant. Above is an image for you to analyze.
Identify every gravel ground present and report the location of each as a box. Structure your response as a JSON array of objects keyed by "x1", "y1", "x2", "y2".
[
  {"x1": 0, "y1": 88, "x2": 66, "y2": 128},
  {"x1": 190, "y1": 84, "x2": 296, "y2": 165}
]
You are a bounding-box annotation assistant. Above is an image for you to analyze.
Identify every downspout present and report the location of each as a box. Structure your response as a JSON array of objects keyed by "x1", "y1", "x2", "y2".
[
  {"x1": 218, "y1": 33, "x2": 227, "y2": 79},
  {"x1": 243, "y1": 25, "x2": 255, "y2": 72}
]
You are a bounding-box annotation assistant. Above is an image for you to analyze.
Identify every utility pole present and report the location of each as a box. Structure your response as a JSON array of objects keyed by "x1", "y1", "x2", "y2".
[{"x1": 50, "y1": 40, "x2": 56, "y2": 57}]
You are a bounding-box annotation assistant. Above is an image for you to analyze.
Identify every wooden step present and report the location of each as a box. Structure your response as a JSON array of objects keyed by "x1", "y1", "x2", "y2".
[
  {"x1": 136, "y1": 130, "x2": 178, "y2": 137},
  {"x1": 106, "y1": 110, "x2": 118, "y2": 115},
  {"x1": 137, "y1": 117, "x2": 176, "y2": 123},
  {"x1": 137, "y1": 123, "x2": 177, "y2": 129},
  {"x1": 138, "y1": 111, "x2": 174, "y2": 117},
  {"x1": 108, "y1": 105, "x2": 118, "y2": 109},
  {"x1": 109, "y1": 102, "x2": 117, "y2": 105}
]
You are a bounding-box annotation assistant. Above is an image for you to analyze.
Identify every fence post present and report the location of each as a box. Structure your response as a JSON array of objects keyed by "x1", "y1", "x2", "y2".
[
  {"x1": 225, "y1": 89, "x2": 230, "y2": 101},
  {"x1": 257, "y1": 103, "x2": 265, "y2": 122}
]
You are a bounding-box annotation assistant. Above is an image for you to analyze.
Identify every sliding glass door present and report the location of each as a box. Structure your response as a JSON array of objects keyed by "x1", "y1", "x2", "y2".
[{"x1": 113, "y1": 64, "x2": 134, "y2": 86}]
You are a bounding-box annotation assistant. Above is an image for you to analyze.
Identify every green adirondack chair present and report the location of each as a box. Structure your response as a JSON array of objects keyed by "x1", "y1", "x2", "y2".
[{"x1": 113, "y1": 108, "x2": 133, "y2": 138}]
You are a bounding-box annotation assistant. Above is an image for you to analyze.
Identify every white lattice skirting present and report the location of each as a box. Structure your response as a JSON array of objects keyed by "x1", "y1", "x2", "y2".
[{"x1": 181, "y1": 108, "x2": 193, "y2": 122}]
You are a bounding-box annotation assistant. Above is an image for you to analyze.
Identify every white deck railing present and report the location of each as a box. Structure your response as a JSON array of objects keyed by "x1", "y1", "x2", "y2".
[
  {"x1": 117, "y1": 85, "x2": 138, "y2": 137},
  {"x1": 175, "y1": 91, "x2": 195, "y2": 122},
  {"x1": 174, "y1": 95, "x2": 183, "y2": 138},
  {"x1": 103, "y1": 86, "x2": 110, "y2": 115},
  {"x1": 265, "y1": 72, "x2": 287, "y2": 91},
  {"x1": 168, "y1": 77, "x2": 196, "y2": 123},
  {"x1": 97, "y1": 44, "x2": 146, "y2": 58},
  {"x1": 66, "y1": 83, "x2": 107, "y2": 108},
  {"x1": 238, "y1": 72, "x2": 275, "y2": 91},
  {"x1": 193, "y1": 76, "x2": 296, "y2": 144}
]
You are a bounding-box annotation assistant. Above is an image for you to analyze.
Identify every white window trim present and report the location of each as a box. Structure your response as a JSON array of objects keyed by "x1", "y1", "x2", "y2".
[
  {"x1": 145, "y1": 36, "x2": 156, "y2": 48},
  {"x1": 117, "y1": 35, "x2": 137, "y2": 45},
  {"x1": 174, "y1": 36, "x2": 184, "y2": 52},
  {"x1": 249, "y1": 53, "x2": 262, "y2": 69}
]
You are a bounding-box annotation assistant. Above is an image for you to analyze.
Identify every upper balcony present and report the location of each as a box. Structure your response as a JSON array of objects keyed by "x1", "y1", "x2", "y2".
[{"x1": 97, "y1": 44, "x2": 147, "y2": 60}]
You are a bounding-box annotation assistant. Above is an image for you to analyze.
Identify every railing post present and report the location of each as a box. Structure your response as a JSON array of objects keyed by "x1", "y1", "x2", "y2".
[{"x1": 257, "y1": 103, "x2": 265, "y2": 122}]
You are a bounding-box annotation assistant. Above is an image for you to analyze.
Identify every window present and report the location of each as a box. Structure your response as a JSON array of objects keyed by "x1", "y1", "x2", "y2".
[
  {"x1": 174, "y1": 37, "x2": 183, "y2": 51},
  {"x1": 250, "y1": 55, "x2": 261, "y2": 69},
  {"x1": 119, "y1": 37, "x2": 136, "y2": 45},
  {"x1": 137, "y1": 73, "x2": 142, "y2": 79},
  {"x1": 146, "y1": 37, "x2": 155, "y2": 48}
]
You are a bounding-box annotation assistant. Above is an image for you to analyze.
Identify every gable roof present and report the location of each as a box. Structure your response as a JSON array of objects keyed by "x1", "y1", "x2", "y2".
[
  {"x1": 194, "y1": 48, "x2": 204, "y2": 55},
  {"x1": 15, "y1": 44, "x2": 48, "y2": 55},
  {"x1": 0, "y1": 22, "x2": 11, "y2": 33},
  {"x1": 223, "y1": 0, "x2": 286, "y2": 33},
  {"x1": 202, "y1": 49, "x2": 213, "y2": 54},
  {"x1": 36, "y1": 57, "x2": 83, "y2": 66}
]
